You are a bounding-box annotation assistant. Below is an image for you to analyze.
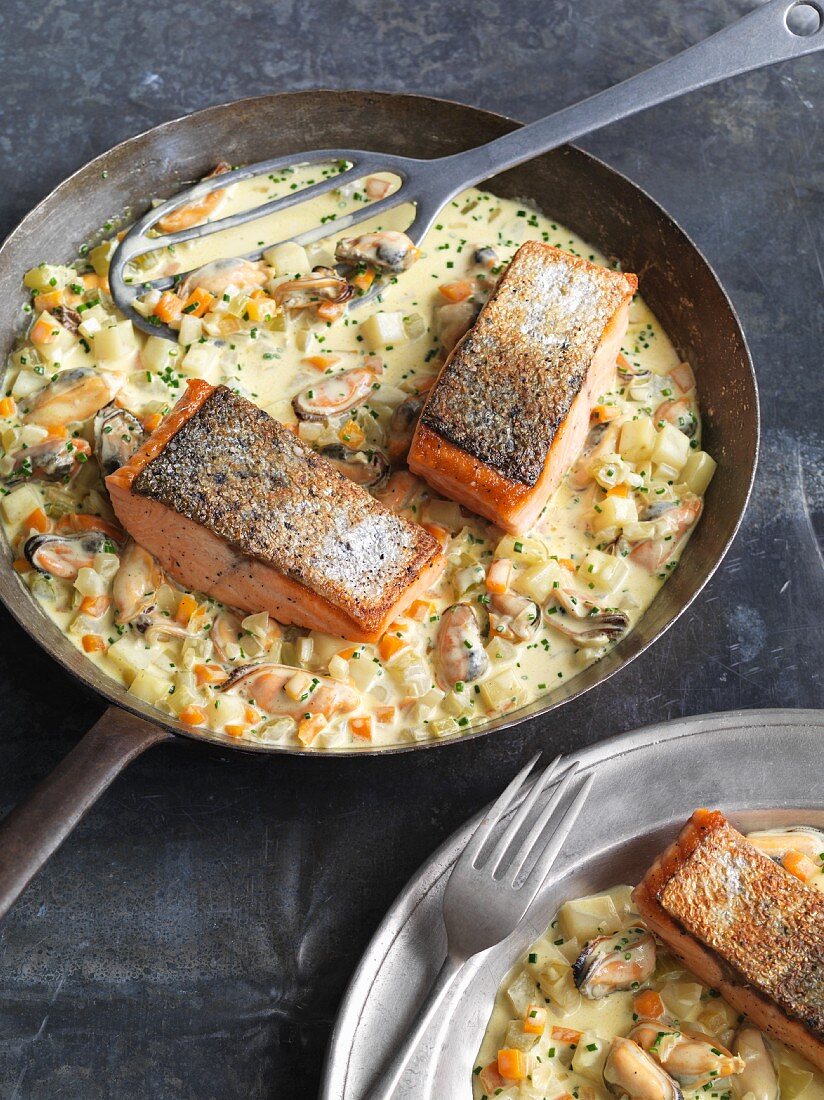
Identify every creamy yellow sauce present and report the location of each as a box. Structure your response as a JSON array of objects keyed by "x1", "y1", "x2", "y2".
[
  {"x1": 0, "y1": 165, "x2": 715, "y2": 749},
  {"x1": 475, "y1": 832, "x2": 824, "y2": 1100}
]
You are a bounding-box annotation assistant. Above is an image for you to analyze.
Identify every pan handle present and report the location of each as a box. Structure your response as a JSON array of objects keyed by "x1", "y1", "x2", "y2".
[{"x1": 0, "y1": 706, "x2": 171, "y2": 919}]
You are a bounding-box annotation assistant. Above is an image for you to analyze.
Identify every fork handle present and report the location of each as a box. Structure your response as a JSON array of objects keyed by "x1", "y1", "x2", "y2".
[
  {"x1": 364, "y1": 951, "x2": 465, "y2": 1100},
  {"x1": 437, "y1": 0, "x2": 823, "y2": 191}
]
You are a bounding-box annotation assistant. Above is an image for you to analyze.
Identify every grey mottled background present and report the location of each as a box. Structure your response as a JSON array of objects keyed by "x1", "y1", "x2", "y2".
[{"x1": 0, "y1": 1, "x2": 821, "y2": 1097}]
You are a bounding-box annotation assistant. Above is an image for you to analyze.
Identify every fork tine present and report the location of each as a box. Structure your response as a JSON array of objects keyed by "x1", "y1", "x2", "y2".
[
  {"x1": 460, "y1": 753, "x2": 540, "y2": 869},
  {"x1": 503, "y1": 761, "x2": 581, "y2": 882},
  {"x1": 482, "y1": 755, "x2": 564, "y2": 876},
  {"x1": 516, "y1": 772, "x2": 595, "y2": 895}
]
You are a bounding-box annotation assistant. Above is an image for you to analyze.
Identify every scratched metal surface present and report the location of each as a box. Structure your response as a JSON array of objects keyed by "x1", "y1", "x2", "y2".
[{"x1": 0, "y1": 1, "x2": 820, "y2": 1097}]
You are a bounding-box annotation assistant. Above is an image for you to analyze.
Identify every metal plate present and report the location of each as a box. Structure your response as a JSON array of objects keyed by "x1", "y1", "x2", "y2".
[
  {"x1": 321, "y1": 707, "x2": 824, "y2": 1098},
  {"x1": 0, "y1": 90, "x2": 758, "y2": 755}
]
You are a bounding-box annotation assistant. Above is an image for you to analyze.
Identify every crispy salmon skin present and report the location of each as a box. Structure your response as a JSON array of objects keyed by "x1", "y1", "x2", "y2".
[
  {"x1": 633, "y1": 809, "x2": 824, "y2": 1070},
  {"x1": 409, "y1": 242, "x2": 637, "y2": 533},
  {"x1": 106, "y1": 380, "x2": 444, "y2": 642}
]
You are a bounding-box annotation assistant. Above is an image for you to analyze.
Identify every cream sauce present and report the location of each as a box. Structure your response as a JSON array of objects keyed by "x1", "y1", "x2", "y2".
[{"x1": 0, "y1": 165, "x2": 715, "y2": 749}]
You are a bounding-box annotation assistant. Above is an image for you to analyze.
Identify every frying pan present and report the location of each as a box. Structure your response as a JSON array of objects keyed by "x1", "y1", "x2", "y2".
[{"x1": 0, "y1": 91, "x2": 758, "y2": 918}]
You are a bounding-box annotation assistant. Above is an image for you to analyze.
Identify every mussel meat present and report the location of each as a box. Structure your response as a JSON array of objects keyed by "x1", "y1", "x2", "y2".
[
  {"x1": 23, "y1": 368, "x2": 118, "y2": 429},
  {"x1": 292, "y1": 365, "x2": 379, "y2": 421},
  {"x1": 435, "y1": 603, "x2": 488, "y2": 690},
  {"x1": 573, "y1": 927, "x2": 656, "y2": 998},
  {"x1": 94, "y1": 404, "x2": 145, "y2": 476},
  {"x1": 25, "y1": 529, "x2": 110, "y2": 580},
  {"x1": 335, "y1": 231, "x2": 419, "y2": 273},
  {"x1": 604, "y1": 1037, "x2": 683, "y2": 1100},
  {"x1": 630, "y1": 1021, "x2": 744, "y2": 1090},
  {"x1": 319, "y1": 443, "x2": 390, "y2": 489},
  {"x1": 489, "y1": 590, "x2": 541, "y2": 643}
]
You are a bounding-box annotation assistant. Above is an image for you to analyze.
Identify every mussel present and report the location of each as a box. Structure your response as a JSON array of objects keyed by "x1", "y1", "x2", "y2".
[
  {"x1": 573, "y1": 927, "x2": 656, "y2": 998},
  {"x1": 25, "y1": 529, "x2": 110, "y2": 580},
  {"x1": 387, "y1": 394, "x2": 424, "y2": 462},
  {"x1": 335, "y1": 231, "x2": 419, "y2": 273},
  {"x1": 178, "y1": 257, "x2": 267, "y2": 300},
  {"x1": 319, "y1": 443, "x2": 390, "y2": 489},
  {"x1": 23, "y1": 368, "x2": 118, "y2": 428},
  {"x1": 436, "y1": 299, "x2": 481, "y2": 353},
  {"x1": 273, "y1": 268, "x2": 354, "y2": 312},
  {"x1": 220, "y1": 663, "x2": 359, "y2": 718},
  {"x1": 604, "y1": 1037, "x2": 683, "y2": 1100},
  {"x1": 8, "y1": 436, "x2": 91, "y2": 484},
  {"x1": 473, "y1": 246, "x2": 498, "y2": 269},
  {"x1": 94, "y1": 404, "x2": 145, "y2": 476},
  {"x1": 732, "y1": 1025, "x2": 780, "y2": 1100},
  {"x1": 489, "y1": 590, "x2": 541, "y2": 643},
  {"x1": 112, "y1": 540, "x2": 163, "y2": 625},
  {"x1": 435, "y1": 603, "x2": 488, "y2": 690},
  {"x1": 748, "y1": 825, "x2": 824, "y2": 863},
  {"x1": 548, "y1": 589, "x2": 629, "y2": 647},
  {"x1": 292, "y1": 365, "x2": 379, "y2": 421},
  {"x1": 654, "y1": 396, "x2": 697, "y2": 438},
  {"x1": 630, "y1": 1021, "x2": 745, "y2": 1090}
]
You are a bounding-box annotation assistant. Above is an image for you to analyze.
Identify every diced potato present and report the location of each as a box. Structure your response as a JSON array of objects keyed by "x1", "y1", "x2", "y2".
[
  {"x1": 348, "y1": 655, "x2": 381, "y2": 693},
  {"x1": 680, "y1": 449, "x2": 717, "y2": 495},
  {"x1": 558, "y1": 894, "x2": 622, "y2": 941},
  {"x1": 74, "y1": 567, "x2": 107, "y2": 598},
  {"x1": 661, "y1": 980, "x2": 703, "y2": 1019},
  {"x1": 23, "y1": 263, "x2": 77, "y2": 292},
  {"x1": 107, "y1": 635, "x2": 156, "y2": 681},
  {"x1": 571, "y1": 1032, "x2": 609, "y2": 1082},
  {"x1": 537, "y1": 966, "x2": 581, "y2": 1015},
  {"x1": 18, "y1": 425, "x2": 49, "y2": 447},
  {"x1": 779, "y1": 1063, "x2": 814, "y2": 1100},
  {"x1": 181, "y1": 342, "x2": 220, "y2": 379},
  {"x1": 360, "y1": 311, "x2": 407, "y2": 349},
  {"x1": 452, "y1": 563, "x2": 485, "y2": 596},
  {"x1": 651, "y1": 422, "x2": 690, "y2": 472},
  {"x1": 141, "y1": 335, "x2": 180, "y2": 374},
  {"x1": 429, "y1": 717, "x2": 459, "y2": 738},
  {"x1": 512, "y1": 561, "x2": 562, "y2": 604},
  {"x1": 10, "y1": 369, "x2": 46, "y2": 399},
  {"x1": 1, "y1": 484, "x2": 41, "y2": 526},
  {"x1": 580, "y1": 549, "x2": 629, "y2": 593},
  {"x1": 128, "y1": 667, "x2": 174, "y2": 706},
  {"x1": 592, "y1": 493, "x2": 638, "y2": 533},
  {"x1": 479, "y1": 669, "x2": 524, "y2": 711},
  {"x1": 178, "y1": 315, "x2": 203, "y2": 346},
  {"x1": 608, "y1": 883, "x2": 637, "y2": 919},
  {"x1": 263, "y1": 241, "x2": 311, "y2": 276},
  {"x1": 507, "y1": 970, "x2": 541, "y2": 1016},
  {"x1": 423, "y1": 498, "x2": 464, "y2": 533},
  {"x1": 504, "y1": 1020, "x2": 538, "y2": 1053},
  {"x1": 31, "y1": 311, "x2": 77, "y2": 358},
  {"x1": 166, "y1": 681, "x2": 199, "y2": 717},
  {"x1": 494, "y1": 534, "x2": 547, "y2": 565},
  {"x1": 89, "y1": 239, "x2": 117, "y2": 277},
  {"x1": 619, "y1": 416, "x2": 656, "y2": 462},
  {"x1": 205, "y1": 692, "x2": 247, "y2": 730},
  {"x1": 92, "y1": 320, "x2": 137, "y2": 363}
]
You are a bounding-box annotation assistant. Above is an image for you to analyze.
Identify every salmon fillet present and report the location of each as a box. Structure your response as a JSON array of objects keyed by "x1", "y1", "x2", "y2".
[
  {"x1": 106, "y1": 380, "x2": 444, "y2": 642},
  {"x1": 633, "y1": 809, "x2": 824, "y2": 1070},
  {"x1": 408, "y1": 242, "x2": 637, "y2": 534}
]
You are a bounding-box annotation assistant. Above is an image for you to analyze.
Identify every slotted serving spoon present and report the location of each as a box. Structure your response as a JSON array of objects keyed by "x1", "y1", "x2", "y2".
[{"x1": 110, "y1": 0, "x2": 823, "y2": 341}]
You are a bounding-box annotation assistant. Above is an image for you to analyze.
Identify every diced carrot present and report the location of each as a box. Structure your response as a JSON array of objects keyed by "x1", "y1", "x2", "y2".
[
  {"x1": 523, "y1": 1004, "x2": 547, "y2": 1034},
  {"x1": 224, "y1": 724, "x2": 246, "y2": 739},
  {"x1": 592, "y1": 403, "x2": 620, "y2": 423},
  {"x1": 406, "y1": 599, "x2": 434, "y2": 622},
  {"x1": 179, "y1": 706, "x2": 206, "y2": 727},
  {"x1": 12, "y1": 558, "x2": 31, "y2": 574},
  {"x1": 378, "y1": 634, "x2": 407, "y2": 662},
  {"x1": 30, "y1": 314, "x2": 59, "y2": 345},
  {"x1": 46, "y1": 424, "x2": 69, "y2": 440},
  {"x1": 24, "y1": 508, "x2": 50, "y2": 534},
  {"x1": 337, "y1": 645, "x2": 359, "y2": 661},
  {"x1": 438, "y1": 280, "x2": 474, "y2": 303},
  {"x1": 348, "y1": 716, "x2": 373, "y2": 741},
  {"x1": 338, "y1": 419, "x2": 365, "y2": 449},
  {"x1": 298, "y1": 713, "x2": 327, "y2": 746},
  {"x1": 243, "y1": 705, "x2": 261, "y2": 725},
  {"x1": 606, "y1": 483, "x2": 630, "y2": 498},
  {"x1": 79, "y1": 595, "x2": 111, "y2": 618},
  {"x1": 34, "y1": 289, "x2": 65, "y2": 313},
  {"x1": 0, "y1": 396, "x2": 15, "y2": 418},
  {"x1": 81, "y1": 633, "x2": 106, "y2": 653},
  {"x1": 633, "y1": 989, "x2": 665, "y2": 1019},
  {"x1": 782, "y1": 849, "x2": 819, "y2": 883},
  {"x1": 175, "y1": 593, "x2": 198, "y2": 625},
  {"x1": 302, "y1": 354, "x2": 341, "y2": 372},
  {"x1": 365, "y1": 176, "x2": 391, "y2": 200},
  {"x1": 375, "y1": 706, "x2": 396, "y2": 724},
  {"x1": 485, "y1": 558, "x2": 512, "y2": 595},
  {"x1": 81, "y1": 273, "x2": 101, "y2": 291},
  {"x1": 478, "y1": 1062, "x2": 505, "y2": 1093},
  {"x1": 245, "y1": 296, "x2": 278, "y2": 322},
  {"x1": 154, "y1": 291, "x2": 184, "y2": 325},
  {"x1": 557, "y1": 558, "x2": 576, "y2": 572},
  {"x1": 181, "y1": 288, "x2": 216, "y2": 318},
  {"x1": 386, "y1": 620, "x2": 409, "y2": 634},
  {"x1": 496, "y1": 1048, "x2": 527, "y2": 1081},
  {"x1": 422, "y1": 522, "x2": 449, "y2": 548},
  {"x1": 316, "y1": 300, "x2": 346, "y2": 323},
  {"x1": 142, "y1": 411, "x2": 163, "y2": 433},
  {"x1": 55, "y1": 513, "x2": 122, "y2": 540},
  {"x1": 194, "y1": 663, "x2": 228, "y2": 686},
  {"x1": 351, "y1": 268, "x2": 375, "y2": 293},
  {"x1": 550, "y1": 1025, "x2": 582, "y2": 1043}
]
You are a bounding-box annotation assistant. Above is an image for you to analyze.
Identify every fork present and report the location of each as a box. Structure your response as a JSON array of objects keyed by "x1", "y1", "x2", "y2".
[
  {"x1": 364, "y1": 753, "x2": 594, "y2": 1100},
  {"x1": 109, "y1": 0, "x2": 823, "y2": 340}
]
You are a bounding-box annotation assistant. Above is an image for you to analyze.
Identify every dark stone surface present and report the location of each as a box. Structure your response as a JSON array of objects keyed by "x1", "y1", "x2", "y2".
[{"x1": 0, "y1": 1, "x2": 821, "y2": 1096}]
